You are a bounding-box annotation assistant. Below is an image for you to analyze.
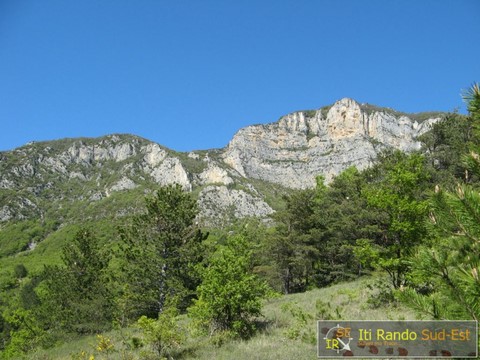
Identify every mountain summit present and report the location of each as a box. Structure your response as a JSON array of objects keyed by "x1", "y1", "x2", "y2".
[
  {"x1": 223, "y1": 98, "x2": 440, "y2": 188},
  {"x1": 0, "y1": 98, "x2": 442, "y2": 226}
]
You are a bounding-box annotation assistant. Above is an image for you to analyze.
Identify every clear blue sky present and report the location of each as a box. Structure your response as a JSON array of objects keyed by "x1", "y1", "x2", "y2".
[{"x1": 1, "y1": 0, "x2": 479, "y2": 152}]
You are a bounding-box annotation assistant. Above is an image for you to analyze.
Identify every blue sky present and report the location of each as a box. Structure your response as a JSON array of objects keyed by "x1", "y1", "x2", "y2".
[{"x1": 1, "y1": 0, "x2": 479, "y2": 152}]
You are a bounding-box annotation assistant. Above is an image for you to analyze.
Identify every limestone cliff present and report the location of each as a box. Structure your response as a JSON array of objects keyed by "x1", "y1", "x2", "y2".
[
  {"x1": 0, "y1": 98, "x2": 443, "y2": 226},
  {"x1": 0, "y1": 134, "x2": 273, "y2": 224},
  {"x1": 222, "y1": 98, "x2": 440, "y2": 188}
]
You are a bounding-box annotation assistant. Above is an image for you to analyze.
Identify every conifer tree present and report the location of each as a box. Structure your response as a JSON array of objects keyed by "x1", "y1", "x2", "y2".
[
  {"x1": 41, "y1": 228, "x2": 113, "y2": 333},
  {"x1": 404, "y1": 83, "x2": 480, "y2": 320},
  {"x1": 118, "y1": 184, "x2": 207, "y2": 320}
]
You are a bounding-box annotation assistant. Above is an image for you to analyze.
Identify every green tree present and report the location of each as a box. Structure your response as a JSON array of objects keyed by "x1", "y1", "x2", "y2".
[
  {"x1": 463, "y1": 82, "x2": 480, "y2": 176},
  {"x1": 403, "y1": 83, "x2": 480, "y2": 320},
  {"x1": 356, "y1": 151, "x2": 431, "y2": 289},
  {"x1": 266, "y1": 187, "x2": 319, "y2": 293},
  {"x1": 137, "y1": 306, "x2": 184, "y2": 359},
  {"x1": 40, "y1": 228, "x2": 113, "y2": 333},
  {"x1": 13, "y1": 264, "x2": 27, "y2": 280},
  {"x1": 189, "y1": 235, "x2": 268, "y2": 338},
  {"x1": 404, "y1": 186, "x2": 480, "y2": 320},
  {"x1": 1, "y1": 308, "x2": 47, "y2": 358},
  {"x1": 310, "y1": 167, "x2": 384, "y2": 285},
  {"x1": 419, "y1": 113, "x2": 472, "y2": 184},
  {"x1": 463, "y1": 82, "x2": 480, "y2": 123},
  {"x1": 118, "y1": 184, "x2": 207, "y2": 320}
]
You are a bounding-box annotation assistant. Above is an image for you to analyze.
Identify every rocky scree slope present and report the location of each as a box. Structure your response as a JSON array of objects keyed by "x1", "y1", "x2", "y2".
[{"x1": 0, "y1": 98, "x2": 442, "y2": 228}]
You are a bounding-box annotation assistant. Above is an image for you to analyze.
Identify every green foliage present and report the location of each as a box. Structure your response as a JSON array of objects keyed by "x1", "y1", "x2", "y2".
[
  {"x1": 365, "y1": 278, "x2": 397, "y2": 308},
  {"x1": 315, "y1": 299, "x2": 338, "y2": 320},
  {"x1": 407, "y1": 185, "x2": 480, "y2": 320},
  {"x1": 94, "y1": 334, "x2": 115, "y2": 355},
  {"x1": 118, "y1": 184, "x2": 208, "y2": 320},
  {"x1": 13, "y1": 264, "x2": 27, "y2": 279},
  {"x1": 1, "y1": 277, "x2": 419, "y2": 360},
  {"x1": 359, "y1": 151, "x2": 431, "y2": 288},
  {"x1": 2, "y1": 85, "x2": 480, "y2": 358},
  {"x1": 302, "y1": 110, "x2": 317, "y2": 118},
  {"x1": 268, "y1": 167, "x2": 382, "y2": 292},
  {"x1": 69, "y1": 350, "x2": 94, "y2": 360},
  {"x1": 172, "y1": 150, "x2": 208, "y2": 174},
  {"x1": 281, "y1": 302, "x2": 315, "y2": 343},
  {"x1": 353, "y1": 239, "x2": 380, "y2": 270},
  {"x1": 280, "y1": 299, "x2": 342, "y2": 344},
  {"x1": 419, "y1": 113, "x2": 472, "y2": 184},
  {"x1": 310, "y1": 169, "x2": 379, "y2": 284},
  {"x1": 404, "y1": 83, "x2": 480, "y2": 321},
  {"x1": 320, "y1": 105, "x2": 332, "y2": 119},
  {"x1": 0, "y1": 219, "x2": 58, "y2": 257},
  {"x1": 19, "y1": 278, "x2": 41, "y2": 310},
  {"x1": 462, "y1": 82, "x2": 480, "y2": 123},
  {"x1": 266, "y1": 188, "x2": 319, "y2": 293},
  {"x1": 1, "y1": 308, "x2": 51, "y2": 358},
  {"x1": 462, "y1": 82, "x2": 480, "y2": 177},
  {"x1": 40, "y1": 228, "x2": 113, "y2": 334},
  {"x1": 359, "y1": 103, "x2": 444, "y2": 123},
  {"x1": 137, "y1": 307, "x2": 184, "y2": 359},
  {"x1": 396, "y1": 287, "x2": 455, "y2": 320},
  {"x1": 189, "y1": 236, "x2": 268, "y2": 339}
]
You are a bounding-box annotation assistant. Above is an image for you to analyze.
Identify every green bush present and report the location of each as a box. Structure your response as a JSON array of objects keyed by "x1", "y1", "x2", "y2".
[
  {"x1": 137, "y1": 307, "x2": 184, "y2": 359},
  {"x1": 14, "y1": 264, "x2": 27, "y2": 279},
  {"x1": 189, "y1": 236, "x2": 268, "y2": 339}
]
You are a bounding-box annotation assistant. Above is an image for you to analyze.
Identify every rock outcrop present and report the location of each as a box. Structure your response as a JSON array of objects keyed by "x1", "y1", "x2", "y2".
[
  {"x1": 222, "y1": 98, "x2": 440, "y2": 188},
  {"x1": 198, "y1": 185, "x2": 274, "y2": 225},
  {"x1": 0, "y1": 98, "x2": 443, "y2": 226}
]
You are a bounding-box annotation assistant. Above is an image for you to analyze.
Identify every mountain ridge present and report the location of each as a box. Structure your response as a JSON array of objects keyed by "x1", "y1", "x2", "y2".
[
  {"x1": 0, "y1": 98, "x2": 445, "y2": 228},
  {"x1": 222, "y1": 98, "x2": 441, "y2": 188}
]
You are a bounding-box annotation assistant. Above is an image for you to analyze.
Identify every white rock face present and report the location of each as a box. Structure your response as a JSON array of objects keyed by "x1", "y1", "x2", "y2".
[
  {"x1": 150, "y1": 157, "x2": 191, "y2": 191},
  {"x1": 0, "y1": 206, "x2": 13, "y2": 222},
  {"x1": 0, "y1": 179, "x2": 15, "y2": 189},
  {"x1": 0, "y1": 99, "x2": 446, "y2": 225},
  {"x1": 139, "y1": 144, "x2": 193, "y2": 190},
  {"x1": 198, "y1": 185, "x2": 274, "y2": 224},
  {"x1": 110, "y1": 176, "x2": 137, "y2": 192},
  {"x1": 69, "y1": 172, "x2": 87, "y2": 180},
  {"x1": 199, "y1": 164, "x2": 234, "y2": 185},
  {"x1": 327, "y1": 98, "x2": 364, "y2": 138},
  {"x1": 63, "y1": 140, "x2": 136, "y2": 164},
  {"x1": 142, "y1": 143, "x2": 168, "y2": 167},
  {"x1": 89, "y1": 192, "x2": 103, "y2": 201},
  {"x1": 222, "y1": 98, "x2": 441, "y2": 188}
]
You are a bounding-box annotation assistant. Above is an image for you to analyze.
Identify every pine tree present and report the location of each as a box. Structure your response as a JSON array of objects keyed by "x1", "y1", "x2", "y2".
[
  {"x1": 40, "y1": 228, "x2": 113, "y2": 333},
  {"x1": 405, "y1": 83, "x2": 480, "y2": 320},
  {"x1": 118, "y1": 184, "x2": 207, "y2": 320},
  {"x1": 266, "y1": 188, "x2": 319, "y2": 293}
]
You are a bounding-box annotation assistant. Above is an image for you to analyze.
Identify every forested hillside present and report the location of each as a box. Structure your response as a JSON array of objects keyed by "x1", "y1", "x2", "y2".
[{"x1": 0, "y1": 84, "x2": 479, "y2": 359}]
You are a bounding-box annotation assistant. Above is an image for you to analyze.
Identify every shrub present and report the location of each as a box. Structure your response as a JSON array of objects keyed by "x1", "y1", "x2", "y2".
[
  {"x1": 137, "y1": 307, "x2": 184, "y2": 359},
  {"x1": 189, "y1": 236, "x2": 268, "y2": 339},
  {"x1": 14, "y1": 264, "x2": 28, "y2": 279}
]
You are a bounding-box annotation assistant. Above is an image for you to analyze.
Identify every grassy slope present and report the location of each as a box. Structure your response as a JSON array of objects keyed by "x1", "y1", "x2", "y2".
[{"x1": 25, "y1": 275, "x2": 420, "y2": 360}]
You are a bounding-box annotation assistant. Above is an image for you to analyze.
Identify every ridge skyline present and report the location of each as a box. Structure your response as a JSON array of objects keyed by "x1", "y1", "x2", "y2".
[{"x1": 5, "y1": 97, "x2": 447, "y2": 153}]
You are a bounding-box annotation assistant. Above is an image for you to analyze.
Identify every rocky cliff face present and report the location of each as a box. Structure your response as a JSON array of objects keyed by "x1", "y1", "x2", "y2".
[
  {"x1": 0, "y1": 98, "x2": 442, "y2": 225},
  {"x1": 0, "y1": 134, "x2": 274, "y2": 225},
  {"x1": 222, "y1": 98, "x2": 440, "y2": 188}
]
